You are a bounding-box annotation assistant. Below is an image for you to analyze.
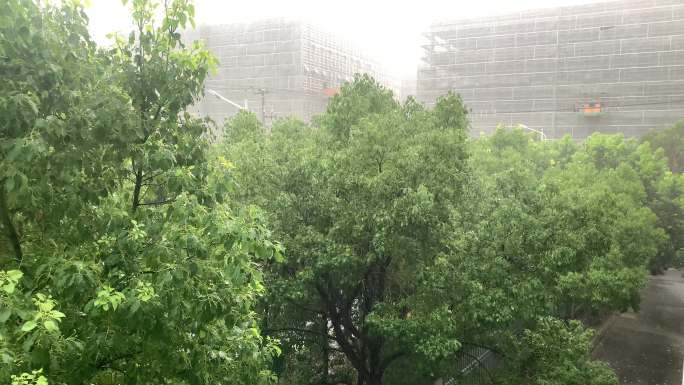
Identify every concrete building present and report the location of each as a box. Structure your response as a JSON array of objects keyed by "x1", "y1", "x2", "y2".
[
  {"x1": 417, "y1": 0, "x2": 684, "y2": 138},
  {"x1": 187, "y1": 19, "x2": 395, "y2": 126}
]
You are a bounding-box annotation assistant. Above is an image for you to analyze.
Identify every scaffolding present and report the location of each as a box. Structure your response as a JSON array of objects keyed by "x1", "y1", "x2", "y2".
[
  {"x1": 192, "y1": 19, "x2": 396, "y2": 126},
  {"x1": 417, "y1": 0, "x2": 684, "y2": 139}
]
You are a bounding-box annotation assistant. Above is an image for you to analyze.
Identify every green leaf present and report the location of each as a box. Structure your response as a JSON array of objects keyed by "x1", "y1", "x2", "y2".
[
  {"x1": 129, "y1": 298, "x2": 141, "y2": 314},
  {"x1": 0, "y1": 308, "x2": 11, "y2": 323},
  {"x1": 5, "y1": 177, "x2": 15, "y2": 193},
  {"x1": 51, "y1": 310, "x2": 66, "y2": 319},
  {"x1": 44, "y1": 319, "x2": 59, "y2": 332},
  {"x1": 21, "y1": 320, "x2": 38, "y2": 332},
  {"x1": 2, "y1": 282, "x2": 15, "y2": 294},
  {"x1": 7, "y1": 270, "x2": 23, "y2": 281}
]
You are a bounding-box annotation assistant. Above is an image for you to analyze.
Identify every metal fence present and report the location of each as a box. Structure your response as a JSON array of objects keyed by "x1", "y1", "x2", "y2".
[{"x1": 443, "y1": 345, "x2": 498, "y2": 385}]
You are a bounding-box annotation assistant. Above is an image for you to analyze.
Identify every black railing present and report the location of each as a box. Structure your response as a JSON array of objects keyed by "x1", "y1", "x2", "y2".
[{"x1": 443, "y1": 345, "x2": 498, "y2": 385}]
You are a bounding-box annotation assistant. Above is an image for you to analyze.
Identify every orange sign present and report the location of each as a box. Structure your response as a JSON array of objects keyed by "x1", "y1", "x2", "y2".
[
  {"x1": 323, "y1": 87, "x2": 340, "y2": 97},
  {"x1": 581, "y1": 102, "x2": 602, "y2": 115}
]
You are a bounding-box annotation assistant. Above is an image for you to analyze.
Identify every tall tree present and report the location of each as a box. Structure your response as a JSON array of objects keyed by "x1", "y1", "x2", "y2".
[
  {"x1": 1, "y1": 1, "x2": 280, "y2": 384},
  {"x1": 226, "y1": 119, "x2": 666, "y2": 385},
  {"x1": 642, "y1": 119, "x2": 684, "y2": 174},
  {"x1": 224, "y1": 79, "x2": 472, "y2": 385}
]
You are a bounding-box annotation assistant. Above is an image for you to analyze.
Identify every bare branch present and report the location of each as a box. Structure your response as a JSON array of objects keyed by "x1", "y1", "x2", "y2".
[{"x1": 138, "y1": 198, "x2": 176, "y2": 207}]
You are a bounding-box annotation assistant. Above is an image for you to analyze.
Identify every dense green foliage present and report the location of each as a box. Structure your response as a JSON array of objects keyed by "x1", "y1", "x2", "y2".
[
  {"x1": 1, "y1": 2, "x2": 682, "y2": 385},
  {"x1": 225, "y1": 78, "x2": 472, "y2": 385},
  {"x1": 222, "y1": 78, "x2": 681, "y2": 385},
  {"x1": 642, "y1": 120, "x2": 684, "y2": 269},
  {"x1": 643, "y1": 119, "x2": 684, "y2": 174},
  {"x1": 1, "y1": 1, "x2": 279, "y2": 384}
]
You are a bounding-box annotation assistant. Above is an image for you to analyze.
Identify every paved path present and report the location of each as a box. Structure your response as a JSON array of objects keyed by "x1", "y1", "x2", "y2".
[{"x1": 593, "y1": 269, "x2": 684, "y2": 385}]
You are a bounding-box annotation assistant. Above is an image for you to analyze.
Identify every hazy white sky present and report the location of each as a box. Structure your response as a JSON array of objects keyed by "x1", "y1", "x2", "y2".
[{"x1": 86, "y1": 0, "x2": 599, "y2": 78}]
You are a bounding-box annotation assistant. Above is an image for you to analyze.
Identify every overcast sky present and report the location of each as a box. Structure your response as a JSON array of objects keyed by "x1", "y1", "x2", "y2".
[{"x1": 86, "y1": 0, "x2": 600, "y2": 78}]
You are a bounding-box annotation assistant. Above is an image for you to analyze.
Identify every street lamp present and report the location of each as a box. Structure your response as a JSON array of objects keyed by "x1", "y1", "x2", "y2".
[
  {"x1": 207, "y1": 89, "x2": 249, "y2": 111},
  {"x1": 517, "y1": 124, "x2": 547, "y2": 141}
]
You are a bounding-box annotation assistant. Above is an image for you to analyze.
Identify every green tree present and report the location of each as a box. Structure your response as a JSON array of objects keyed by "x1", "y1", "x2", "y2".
[
  {"x1": 1, "y1": 1, "x2": 279, "y2": 384},
  {"x1": 423, "y1": 128, "x2": 662, "y2": 385},
  {"x1": 579, "y1": 133, "x2": 679, "y2": 272},
  {"x1": 501, "y1": 317, "x2": 617, "y2": 385},
  {"x1": 317, "y1": 74, "x2": 398, "y2": 141},
  {"x1": 223, "y1": 82, "x2": 669, "y2": 385},
  {"x1": 642, "y1": 119, "x2": 684, "y2": 174},
  {"x1": 224, "y1": 84, "x2": 471, "y2": 385},
  {"x1": 223, "y1": 82, "x2": 671, "y2": 385},
  {"x1": 223, "y1": 110, "x2": 263, "y2": 142},
  {"x1": 650, "y1": 172, "x2": 684, "y2": 269}
]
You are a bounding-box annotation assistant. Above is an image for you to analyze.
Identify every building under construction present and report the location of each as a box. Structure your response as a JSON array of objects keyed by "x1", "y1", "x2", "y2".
[
  {"x1": 187, "y1": 19, "x2": 396, "y2": 126},
  {"x1": 417, "y1": 0, "x2": 684, "y2": 138}
]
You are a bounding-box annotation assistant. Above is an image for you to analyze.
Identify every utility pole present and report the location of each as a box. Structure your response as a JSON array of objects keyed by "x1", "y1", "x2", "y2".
[
  {"x1": 254, "y1": 88, "x2": 268, "y2": 126},
  {"x1": 265, "y1": 107, "x2": 277, "y2": 133}
]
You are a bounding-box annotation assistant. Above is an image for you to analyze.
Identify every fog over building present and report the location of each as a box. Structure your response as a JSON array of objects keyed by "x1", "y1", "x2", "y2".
[
  {"x1": 417, "y1": 0, "x2": 684, "y2": 138},
  {"x1": 186, "y1": 19, "x2": 397, "y2": 126},
  {"x1": 400, "y1": 76, "x2": 418, "y2": 100}
]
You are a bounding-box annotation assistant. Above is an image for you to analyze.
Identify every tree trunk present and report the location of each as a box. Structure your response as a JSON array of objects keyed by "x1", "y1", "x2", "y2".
[
  {"x1": 321, "y1": 318, "x2": 330, "y2": 385},
  {"x1": 0, "y1": 186, "x2": 22, "y2": 262},
  {"x1": 354, "y1": 359, "x2": 384, "y2": 385},
  {"x1": 356, "y1": 371, "x2": 366, "y2": 385},
  {"x1": 132, "y1": 166, "x2": 143, "y2": 212},
  {"x1": 366, "y1": 372, "x2": 383, "y2": 385}
]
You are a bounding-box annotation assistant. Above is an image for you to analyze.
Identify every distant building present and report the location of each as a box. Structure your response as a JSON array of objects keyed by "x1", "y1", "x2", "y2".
[
  {"x1": 186, "y1": 19, "x2": 395, "y2": 126},
  {"x1": 417, "y1": 0, "x2": 684, "y2": 138}
]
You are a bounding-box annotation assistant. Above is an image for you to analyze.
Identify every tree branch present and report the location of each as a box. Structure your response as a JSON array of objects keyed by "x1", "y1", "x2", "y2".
[
  {"x1": 315, "y1": 282, "x2": 366, "y2": 376},
  {"x1": 283, "y1": 297, "x2": 325, "y2": 315},
  {"x1": 263, "y1": 327, "x2": 335, "y2": 341},
  {"x1": 131, "y1": 162, "x2": 143, "y2": 212},
  {"x1": 138, "y1": 198, "x2": 176, "y2": 207},
  {"x1": 142, "y1": 169, "x2": 167, "y2": 182},
  {"x1": 95, "y1": 350, "x2": 142, "y2": 371}
]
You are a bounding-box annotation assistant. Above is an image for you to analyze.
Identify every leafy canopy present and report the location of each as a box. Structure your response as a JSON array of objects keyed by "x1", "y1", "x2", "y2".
[{"x1": 1, "y1": 1, "x2": 280, "y2": 384}]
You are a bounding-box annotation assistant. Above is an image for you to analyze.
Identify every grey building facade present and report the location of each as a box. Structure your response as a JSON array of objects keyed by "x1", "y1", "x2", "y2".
[
  {"x1": 417, "y1": 0, "x2": 684, "y2": 138},
  {"x1": 188, "y1": 19, "x2": 395, "y2": 126}
]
